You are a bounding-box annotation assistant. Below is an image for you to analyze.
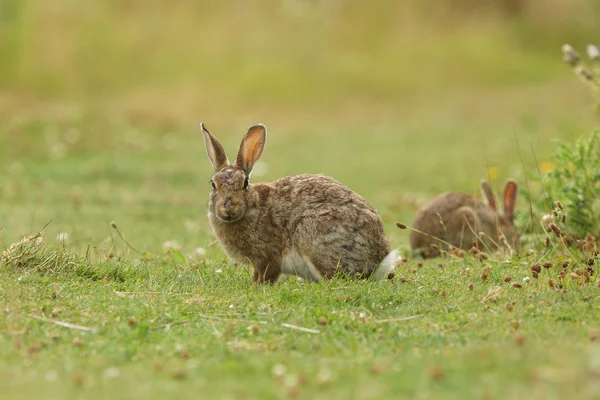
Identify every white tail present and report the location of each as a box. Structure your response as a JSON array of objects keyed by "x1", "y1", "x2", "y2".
[{"x1": 371, "y1": 250, "x2": 398, "y2": 280}]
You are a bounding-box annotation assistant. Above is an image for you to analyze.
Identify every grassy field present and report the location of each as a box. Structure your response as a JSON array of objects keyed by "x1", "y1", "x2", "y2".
[{"x1": 1, "y1": 1, "x2": 600, "y2": 399}]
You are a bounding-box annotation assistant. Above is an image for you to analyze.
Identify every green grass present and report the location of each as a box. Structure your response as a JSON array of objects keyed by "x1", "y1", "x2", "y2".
[
  {"x1": 2, "y1": 1, "x2": 600, "y2": 399},
  {"x1": 1, "y1": 234, "x2": 600, "y2": 399}
]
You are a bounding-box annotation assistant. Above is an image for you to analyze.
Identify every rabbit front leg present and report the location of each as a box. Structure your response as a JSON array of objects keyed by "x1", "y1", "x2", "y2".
[
  {"x1": 451, "y1": 206, "x2": 481, "y2": 250},
  {"x1": 252, "y1": 262, "x2": 282, "y2": 284}
]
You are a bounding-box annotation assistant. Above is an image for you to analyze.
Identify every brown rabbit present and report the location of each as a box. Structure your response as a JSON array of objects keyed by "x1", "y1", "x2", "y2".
[
  {"x1": 200, "y1": 123, "x2": 398, "y2": 283},
  {"x1": 409, "y1": 180, "x2": 518, "y2": 258}
]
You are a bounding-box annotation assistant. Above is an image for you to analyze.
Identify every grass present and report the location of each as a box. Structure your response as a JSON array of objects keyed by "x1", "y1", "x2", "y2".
[
  {"x1": 2, "y1": 1, "x2": 600, "y2": 399},
  {"x1": 1, "y1": 233, "x2": 600, "y2": 399}
]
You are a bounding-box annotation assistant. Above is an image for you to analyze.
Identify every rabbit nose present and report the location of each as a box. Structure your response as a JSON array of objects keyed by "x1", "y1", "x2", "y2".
[{"x1": 224, "y1": 198, "x2": 232, "y2": 210}]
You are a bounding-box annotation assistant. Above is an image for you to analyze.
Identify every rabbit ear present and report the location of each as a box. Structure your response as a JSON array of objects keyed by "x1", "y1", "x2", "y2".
[
  {"x1": 236, "y1": 124, "x2": 267, "y2": 175},
  {"x1": 503, "y1": 180, "x2": 518, "y2": 223},
  {"x1": 480, "y1": 179, "x2": 497, "y2": 210},
  {"x1": 201, "y1": 123, "x2": 229, "y2": 172}
]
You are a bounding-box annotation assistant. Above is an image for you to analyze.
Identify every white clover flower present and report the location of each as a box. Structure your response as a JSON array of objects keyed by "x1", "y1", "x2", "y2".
[
  {"x1": 272, "y1": 363, "x2": 287, "y2": 378},
  {"x1": 541, "y1": 214, "x2": 554, "y2": 230},
  {"x1": 587, "y1": 44, "x2": 600, "y2": 60},
  {"x1": 163, "y1": 240, "x2": 182, "y2": 252}
]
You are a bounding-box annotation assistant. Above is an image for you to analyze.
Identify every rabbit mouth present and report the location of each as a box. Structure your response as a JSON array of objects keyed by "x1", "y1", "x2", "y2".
[{"x1": 215, "y1": 213, "x2": 243, "y2": 223}]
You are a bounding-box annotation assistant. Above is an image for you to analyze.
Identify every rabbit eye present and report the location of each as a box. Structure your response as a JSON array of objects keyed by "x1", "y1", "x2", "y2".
[
  {"x1": 243, "y1": 177, "x2": 249, "y2": 190},
  {"x1": 210, "y1": 180, "x2": 216, "y2": 190}
]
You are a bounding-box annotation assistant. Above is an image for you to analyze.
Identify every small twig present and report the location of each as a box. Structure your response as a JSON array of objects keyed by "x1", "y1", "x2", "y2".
[
  {"x1": 374, "y1": 314, "x2": 424, "y2": 324},
  {"x1": 397, "y1": 221, "x2": 455, "y2": 249},
  {"x1": 38, "y1": 220, "x2": 52, "y2": 234},
  {"x1": 110, "y1": 222, "x2": 145, "y2": 256},
  {"x1": 280, "y1": 323, "x2": 320, "y2": 334},
  {"x1": 151, "y1": 320, "x2": 190, "y2": 331},
  {"x1": 198, "y1": 313, "x2": 268, "y2": 325},
  {"x1": 30, "y1": 315, "x2": 98, "y2": 333},
  {"x1": 395, "y1": 221, "x2": 458, "y2": 255}
]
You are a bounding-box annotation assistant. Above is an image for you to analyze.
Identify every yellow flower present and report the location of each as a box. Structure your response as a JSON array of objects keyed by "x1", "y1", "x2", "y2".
[
  {"x1": 540, "y1": 161, "x2": 555, "y2": 174},
  {"x1": 487, "y1": 167, "x2": 498, "y2": 181}
]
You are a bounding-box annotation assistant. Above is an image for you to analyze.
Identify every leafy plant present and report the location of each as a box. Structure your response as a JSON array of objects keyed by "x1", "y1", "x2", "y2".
[
  {"x1": 523, "y1": 130, "x2": 600, "y2": 238},
  {"x1": 520, "y1": 45, "x2": 600, "y2": 240}
]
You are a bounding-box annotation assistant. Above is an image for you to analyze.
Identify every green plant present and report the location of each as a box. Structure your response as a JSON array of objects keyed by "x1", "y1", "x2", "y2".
[
  {"x1": 523, "y1": 130, "x2": 600, "y2": 238},
  {"x1": 519, "y1": 45, "x2": 600, "y2": 240}
]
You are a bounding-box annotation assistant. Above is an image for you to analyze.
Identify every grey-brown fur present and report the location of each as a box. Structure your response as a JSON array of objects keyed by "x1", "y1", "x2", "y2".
[
  {"x1": 409, "y1": 180, "x2": 519, "y2": 258},
  {"x1": 200, "y1": 123, "x2": 396, "y2": 283}
]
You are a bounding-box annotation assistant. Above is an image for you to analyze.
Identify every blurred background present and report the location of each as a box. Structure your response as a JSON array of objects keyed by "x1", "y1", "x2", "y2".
[{"x1": 0, "y1": 0, "x2": 599, "y2": 253}]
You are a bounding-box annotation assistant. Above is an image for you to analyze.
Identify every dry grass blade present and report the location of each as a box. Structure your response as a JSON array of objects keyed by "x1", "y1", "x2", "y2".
[
  {"x1": 374, "y1": 314, "x2": 424, "y2": 324},
  {"x1": 115, "y1": 291, "x2": 187, "y2": 297},
  {"x1": 151, "y1": 320, "x2": 190, "y2": 331},
  {"x1": 481, "y1": 286, "x2": 503, "y2": 303},
  {"x1": 280, "y1": 323, "x2": 320, "y2": 334},
  {"x1": 395, "y1": 223, "x2": 455, "y2": 250},
  {"x1": 30, "y1": 315, "x2": 98, "y2": 333},
  {"x1": 1, "y1": 234, "x2": 44, "y2": 264}
]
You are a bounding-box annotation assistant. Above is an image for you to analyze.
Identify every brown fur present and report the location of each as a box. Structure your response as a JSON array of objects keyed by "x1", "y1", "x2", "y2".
[
  {"x1": 409, "y1": 180, "x2": 519, "y2": 258},
  {"x1": 200, "y1": 123, "x2": 395, "y2": 283}
]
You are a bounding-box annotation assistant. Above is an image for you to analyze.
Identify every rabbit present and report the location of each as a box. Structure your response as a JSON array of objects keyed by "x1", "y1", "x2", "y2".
[
  {"x1": 200, "y1": 123, "x2": 398, "y2": 283},
  {"x1": 408, "y1": 179, "x2": 518, "y2": 258}
]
